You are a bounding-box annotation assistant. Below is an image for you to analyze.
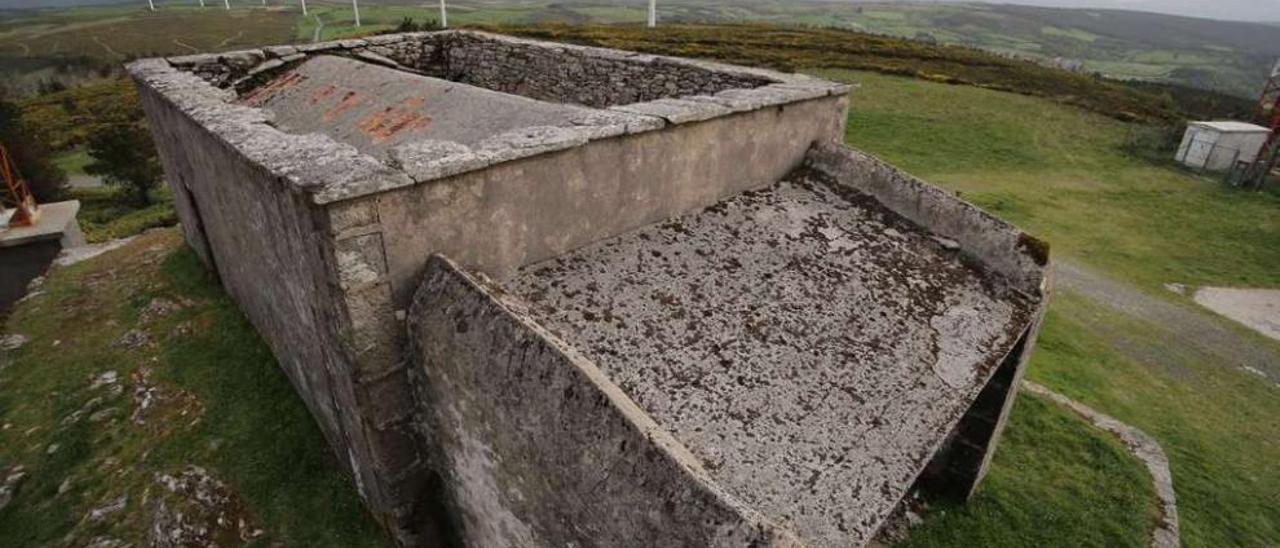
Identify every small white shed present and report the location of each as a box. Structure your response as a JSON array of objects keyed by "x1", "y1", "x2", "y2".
[{"x1": 1175, "y1": 121, "x2": 1272, "y2": 172}]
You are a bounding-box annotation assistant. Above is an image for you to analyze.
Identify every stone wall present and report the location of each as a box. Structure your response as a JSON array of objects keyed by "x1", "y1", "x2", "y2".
[
  {"x1": 435, "y1": 32, "x2": 773, "y2": 107},
  {"x1": 135, "y1": 33, "x2": 850, "y2": 547},
  {"x1": 168, "y1": 30, "x2": 776, "y2": 109},
  {"x1": 407, "y1": 255, "x2": 796, "y2": 547},
  {"x1": 373, "y1": 92, "x2": 848, "y2": 302},
  {"x1": 129, "y1": 61, "x2": 440, "y2": 545}
]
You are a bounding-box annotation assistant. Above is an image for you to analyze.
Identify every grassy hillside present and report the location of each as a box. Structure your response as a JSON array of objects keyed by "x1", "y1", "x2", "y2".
[
  {"x1": 495, "y1": 24, "x2": 1252, "y2": 123},
  {"x1": 1, "y1": 0, "x2": 1273, "y2": 100},
  {"x1": 0, "y1": 230, "x2": 386, "y2": 546}
]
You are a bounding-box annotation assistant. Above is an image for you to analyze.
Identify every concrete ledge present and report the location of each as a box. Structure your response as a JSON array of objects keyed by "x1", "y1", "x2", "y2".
[
  {"x1": 804, "y1": 143, "x2": 1048, "y2": 298},
  {"x1": 1021, "y1": 381, "x2": 1179, "y2": 548},
  {"x1": 0, "y1": 200, "x2": 84, "y2": 249}
]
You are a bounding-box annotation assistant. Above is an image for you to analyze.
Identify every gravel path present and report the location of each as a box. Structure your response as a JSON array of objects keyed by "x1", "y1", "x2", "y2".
[{"x1": 1054, "y1": 260, "x2": 1280, "y2": 382}]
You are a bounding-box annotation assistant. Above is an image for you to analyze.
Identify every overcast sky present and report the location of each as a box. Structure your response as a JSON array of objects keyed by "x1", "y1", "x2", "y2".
[
  {"x1": 3, "y1": 0, "x2": 1280, "y2": 22},
  {"x1": 967, "y1": 0, "x2": 1280, "y2": 22}
]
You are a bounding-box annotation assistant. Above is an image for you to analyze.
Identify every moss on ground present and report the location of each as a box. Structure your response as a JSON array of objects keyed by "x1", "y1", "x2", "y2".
[{"x1": 0, "y1": 229, "x2": 387, "y2": 547}]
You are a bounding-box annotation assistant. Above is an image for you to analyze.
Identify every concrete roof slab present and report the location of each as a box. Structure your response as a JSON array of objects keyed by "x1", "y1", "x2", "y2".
[
  {"x1": 504, "y1": 170, "x2": 1036, "y2": 547},
  {"x1": 240, "y1": 55, "x2": 602, "y2": 160}
]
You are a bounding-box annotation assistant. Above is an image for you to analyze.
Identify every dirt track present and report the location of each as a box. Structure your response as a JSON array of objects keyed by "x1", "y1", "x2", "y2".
[{"x1": 1054, "y1": 260, "x2": 1280, "y2": 383}]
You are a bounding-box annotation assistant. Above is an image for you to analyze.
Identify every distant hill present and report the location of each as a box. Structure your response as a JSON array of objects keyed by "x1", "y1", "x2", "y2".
[
  {"x1": 965, "y1": 0, "x2": 1280, "y2": 22},
  {"x1": 993, "y1": 5, "x2": 1280, "y2": 59},
  {"x1": 0, "y1": 0, "x2": 131, "y2": 8},
  {"x1": 0, "y1": 0, "x2": 1273, "y2": 100}
]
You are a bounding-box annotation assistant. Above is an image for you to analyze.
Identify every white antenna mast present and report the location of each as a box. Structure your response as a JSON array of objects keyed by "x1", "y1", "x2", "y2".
[
  {"x1": 352, "y1": 0, "x2": 361, "y2": 26},
  {"x1": 300, "y1": 0, "x2": 306, "y2": 15},
  {"x1": 224, "y1": 0, "x2": 230, "y2": 10},
  {"x1": 198, "y1": 0, "x2": 205, "y2": 7},
  {"x1": 147, "y1": 0, "x2": 155, "y2": 11},
  {"x1": 439, "y1": 0, "x2": 448, "y2": 28},
  {"x1": 648, "y1": 0, "x2": 656, "y2": 28}
]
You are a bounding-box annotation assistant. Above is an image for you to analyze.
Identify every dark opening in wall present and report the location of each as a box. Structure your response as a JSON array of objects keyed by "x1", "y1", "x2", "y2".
[{"x1": 911, "y1": 325, "x2": 1032, "y2": 502}]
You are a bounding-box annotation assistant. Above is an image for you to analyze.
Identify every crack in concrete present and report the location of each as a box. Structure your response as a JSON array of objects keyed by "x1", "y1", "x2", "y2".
[{"x1": 1021, "y1": 380, "x2": 1179, "y2": 548}]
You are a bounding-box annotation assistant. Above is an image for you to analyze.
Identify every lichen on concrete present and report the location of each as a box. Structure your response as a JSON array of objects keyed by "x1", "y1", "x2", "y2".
[
  {"x1": 505, "y1": 169, "x2": 1037, "y2": 546},
  {"x1": 127, "y1": 28, "x2": 1036, "y2": 548}
]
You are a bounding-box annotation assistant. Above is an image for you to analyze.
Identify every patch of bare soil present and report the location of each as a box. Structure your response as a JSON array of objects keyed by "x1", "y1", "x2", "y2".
[{"x1": 146, "y1": 465, "x2": 263, "y2": 547}]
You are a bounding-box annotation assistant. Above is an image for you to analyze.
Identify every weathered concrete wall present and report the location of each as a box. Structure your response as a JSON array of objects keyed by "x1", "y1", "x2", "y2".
[
  {"x1": 804, "y1": 143, "x2": 1048, "y2": 298},
  {"x1": 437, "y1": 32, "x2": 773, "y2": 107},
  {"x1": 171, "y1": 30, "x2": 774, "y2": 109},
  {"x1": 407, "y1": 255, "x2": 798, "y2": 547},
  {"x1": 136, "y1": 31, "x2": 857, "y2": 546},
  {"x1": 374, "y1": 94, "x2": 848, "y2": 302},
  {"x1": 130, "y1": 62, "x2": 437, "y2": 545}
]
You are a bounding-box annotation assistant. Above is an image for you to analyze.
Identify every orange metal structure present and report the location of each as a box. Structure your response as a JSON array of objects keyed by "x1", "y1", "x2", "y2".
[{"x1": 0, "y1": 143, "x2": 39, "y2": 227}]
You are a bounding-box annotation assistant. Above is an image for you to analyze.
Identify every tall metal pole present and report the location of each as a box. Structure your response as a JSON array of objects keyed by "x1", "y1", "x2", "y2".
[
  {"x1": 648, "y1": 0, "x2": 656, "y2": 27},
  {"x1": 224, "y1": 0, "x2": 230, "y2": 10},
  {"x1": 352, "y1": 0, "x2": 361, "y2": 27},
  {"x1": 199, "y1": 0, "x2": 205, "y2": 7},
  {"x1": 439, "y1": 0, "x2": 448, "y2": 28},
  {"x1": 147, "y1": 0, "x2": 155, "y2": 11},
  {"x1": 300, "y1": 0, "x2": 306, "y2": 15}
]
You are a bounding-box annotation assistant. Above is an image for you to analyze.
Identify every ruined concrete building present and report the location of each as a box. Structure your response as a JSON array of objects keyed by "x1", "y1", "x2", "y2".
[{"x1": 129, "y1": 30, "x2": 1050, "y2": 547}]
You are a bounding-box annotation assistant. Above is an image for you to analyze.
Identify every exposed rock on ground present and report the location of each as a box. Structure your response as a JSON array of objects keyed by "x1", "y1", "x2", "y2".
[
  {"x1": 138, "y1": 297, "x2": 186, "y2": 325},
  {"x1": 112, "y1": 328, "x2": 153, "y2": 350},
  {"x1": 88, "y1": 494, "x2": 128, "y2": 522},
  {"x1": 148, "y1": 466, "x2": 262, "y2": 547},
  {"x1": 0, "y1": 465, "x2": 27, "y2": 513},
  {"x1": 129, "y1": 364, "x2": 201, "y2": 429},
  {"x1": 0, "y1": 334, "x2": 27, "y2": 352}
]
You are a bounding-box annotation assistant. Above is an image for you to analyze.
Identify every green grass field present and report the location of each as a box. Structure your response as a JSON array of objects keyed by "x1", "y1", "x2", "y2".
[
  {"x1": 51, "y1": 148, "x2": 90, "y2": 176},
  {"x1": 0, "y1": 5, "x2": 297, "y2": 58},
  {"x1": 829, "y1": 69, "x2": 1280, "y2": 293},
  {"x1": 2, "y1": 0, "x2": 1275, "y2": 98},
  {"x1": 899, "y1": 394, "x2": 1155, "y2": 547}
]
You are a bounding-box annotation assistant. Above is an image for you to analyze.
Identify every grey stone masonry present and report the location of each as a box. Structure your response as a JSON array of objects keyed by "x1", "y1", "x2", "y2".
[
  {"x1": 401, "y1": 143, "x2": 1049, "y2": 546},
  {"x1": 130, "y1": 30, "x2": 850, "y2": 546},
  {"x1": 133, "y1": 27, "x2": 1047, "y2": 548},
  {"x1": 498, "y1": 161, "x2": 1045, "y2": 546}
]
